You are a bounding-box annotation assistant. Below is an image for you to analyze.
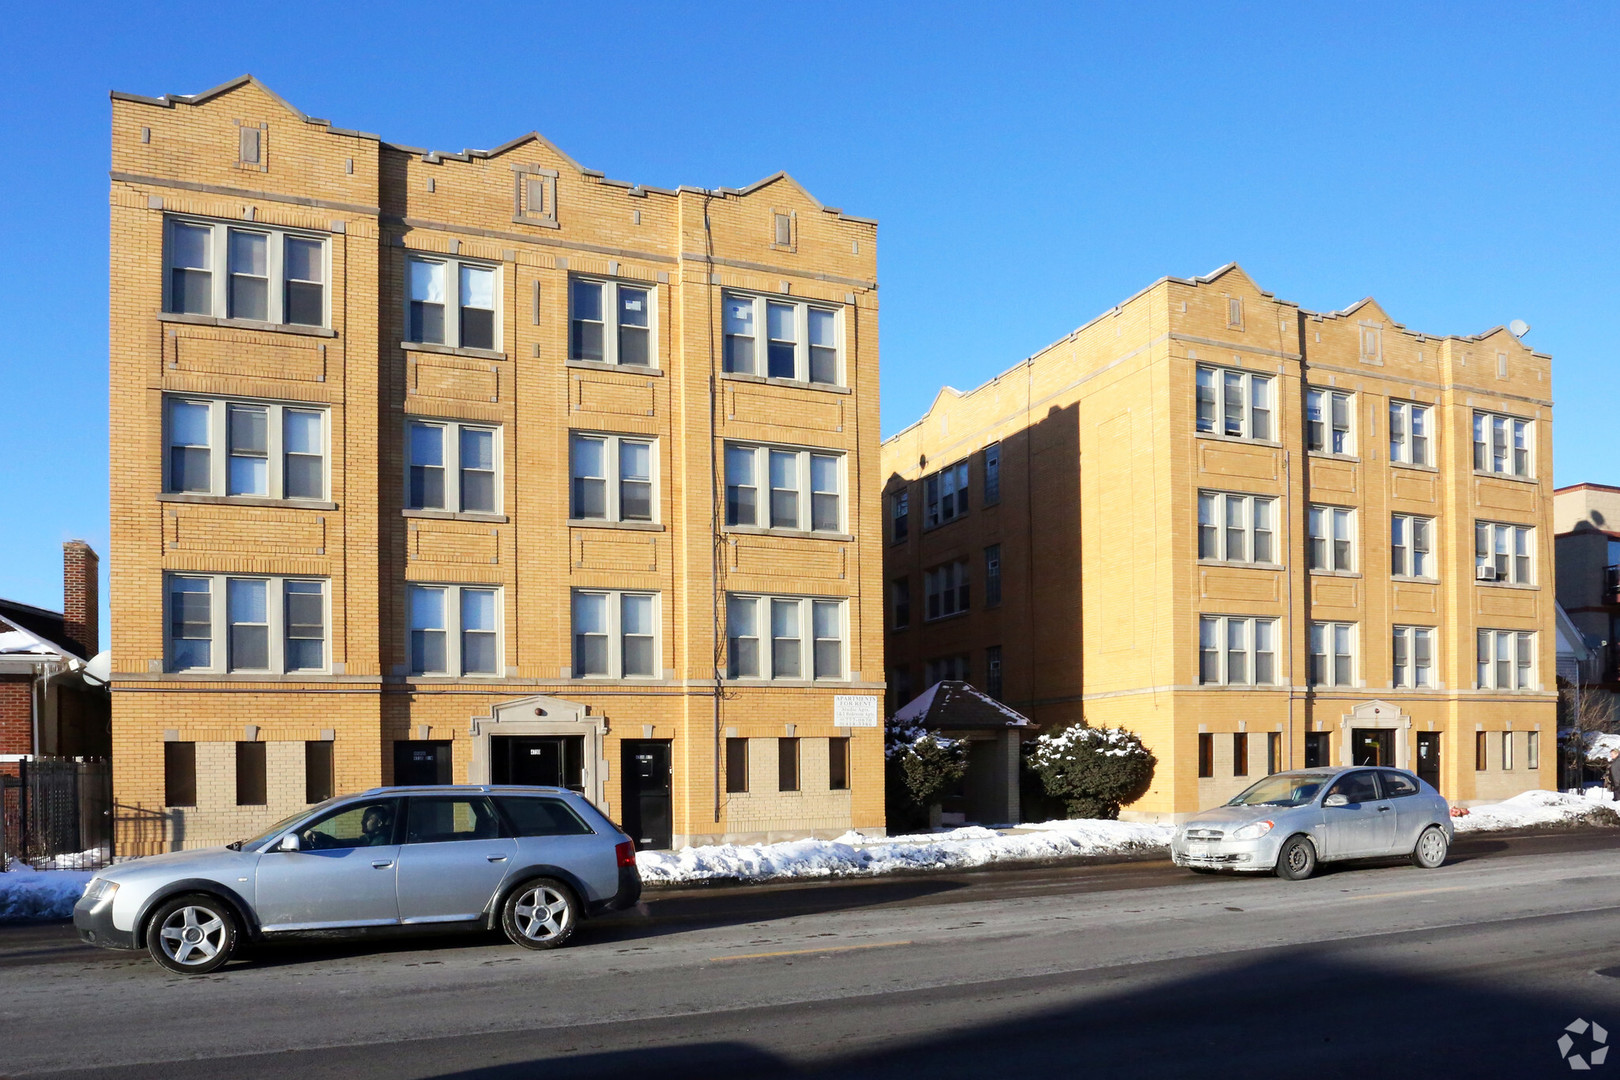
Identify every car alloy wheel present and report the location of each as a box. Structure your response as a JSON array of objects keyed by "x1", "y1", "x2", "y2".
[
  {"x1": 502, "y1": 878, "x2": 579, "y2": 951},
  {"x1": 146, "y1": 894, "x2": 237, "y2": 974},
  {"x1": 1412, "y1": 825, "x2": 1449, "y2": 869},
  {"x1": 1274, "y1": 835, "x2": 1317, "y2": 881}
]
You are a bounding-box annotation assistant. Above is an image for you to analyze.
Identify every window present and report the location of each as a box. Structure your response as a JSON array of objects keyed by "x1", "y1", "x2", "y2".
[
  {"x1": 1306, "y1": 389, "x2": 1354, "y2": 455},
  {"x1": 726, "y1": 738, "x2": 749, "y2": 794},
  {"x1": 236, "y1": 742, "x2": 267, "y2": 806},
  {"x1": 1389, "y1": 401, "x2": 1433, "y2": 466},
  {"x1": 165, "y1": 397, "x2": 328, "y2": 501},
  {"x1": 167, "y1": 575, "x2": 327, "y2": 674},
  {"x1": 1383, "y1": 772, "x2": 1419, "y2": 798},
  {"x1": 1198, "y1": 491, "x2": 1277, "y2": 564},
  {"x1": 986, "y1": 646, "x2": 1003, "y2": 700},
  {"x1": 164, "y1": 742, "x2": 197, "y2": 807},
  {"x1": 570, "y1": 278, "x2": 655, "y2": 367},
  {"x1": 1475, "y1": 521, "x2": 1534, "y2": 584},
  {"x1": 406, "y1": 420, "x2": 501, "y2": 515},
  {"x1": 778, "y1": 738, "x2": 801, "y2": 792},
  {"x1": 1475, "y1": 731, "x2": 1489, "y2": 771},
  {"x1": 1198, "y1": 616, "x2": 1278, "y2": 685},
  {"x1": 924, "y1": 655, "x2": 971, "y2": 685},
  {"x1": 891, "y1": 578, "x2": 911, "y2": 631},
  {"x1": 725, "y1": 444, "x2": 843, "y2": 533},
  {"x1": 1195, "y1": 366, "x2": 1273, "y2": 441},
  {"x1": 985, "y1": 545, "x2": 1002, "y2": 606},
  {"x1": 1233, "y1": 733, "x2": 1249, "y2": 776},
  {"x1": 889, "y1": 665, "x2": 914, "y2": 714},
  {"x1": 1307, "y1": 506, "x2": 1355, "y2": 572},
  {"x1": 1392, "y1": 626, "x2": 1434, "y2": 689},
  {"x1": 924, "y1": 461, "x2": 970, "y2": 528},
  {"x1": 1266, "y1": 732, "x2": 1282, "y2": 774},
  {"x1": 829, "y1": 737, "x2": 850, "y2": 790},
  {"x1": 925, "y1": 560, "x2": 970, "y2": 621},
  {"x1": 305, "y1": 741, "x2": 335, "y2": 804},
  {"x1": 1197, "y1": 733, "x2": 1213, "y2": 778},
  {"x1": 983, "y1": 443, "x2": 1001, "y2": 505},
  {"x1": 1391, "y1": 515, "x2": 1435, "y2": 579},
  {"x1": 891, "y1": 490, "x2": 910, "y2": 542},
  {"x1": 722, "y1": 292, "x2": 842, "y2": 385},
  {"x1": 165, "y1": 217, "x2": 328, "y2": 327},
  {"x1": 1308, "y1": 622, "x2": 1356, "y2": 687},
  {"x1": 573, "y1": 433, "x2": 656, "y2": 523},
  {"x1": 1477, "y1": 629, "x2": 1536, "y2": 690},
  {"x1": 406, "y1": 255, "x2": 499, "y2": 350},
  {"x1": 572, "y1": 590, "x2": 659, "y2": 679},
  {"x1": 1473, "y1": 412, "x2": 1533, "y2": 478},
  {"x1": 408, "y1": 584, "x2": 502, "y2": 677},
  {"x1": 495, "y1": 797, "x2": 593, "y2": 837},
  {"x1": 1501, "y1": 731, "x2": 1513, "y2": 770},
  {"x1": 1527, "y1": 731, "x2": 1539, "y2": 770},
  {"x1": 404, "y1": 797, "x2": 503, "y2": 844}
]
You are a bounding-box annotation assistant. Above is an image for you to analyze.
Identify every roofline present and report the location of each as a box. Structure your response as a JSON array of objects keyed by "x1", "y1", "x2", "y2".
[
  {"x1": 111, "y1": 74, "x2": 382, "y2": 143},
  {"x1": 0, "y1": 597, "x2": 64, "y2": 621},
  {"x1": 1555, "y1": 482, "x2": 1620, "y2": 496}
]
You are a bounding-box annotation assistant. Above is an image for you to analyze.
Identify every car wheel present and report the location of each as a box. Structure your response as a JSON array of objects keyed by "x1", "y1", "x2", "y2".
[
  {"x1": 146, "y1": 894, "x2": 238, "y2": 974},
  {"x1": 1274, "y1": 835, "x2": 1317, "y2": 881},
  {"x1": 501, "y1": 877, "x2": 579, "y2": 950},
  {"x1": 1411, "y1": 825, "x2": 1449, "y2": 869}
]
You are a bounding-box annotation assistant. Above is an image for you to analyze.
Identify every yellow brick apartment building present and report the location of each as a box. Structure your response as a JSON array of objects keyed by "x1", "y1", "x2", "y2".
[
  {"x1": 883, "y1": 265, "x2": 1555, "y2": 819},
  {"x1": 109, "y1": 77, "x2": 883, "y2": 852}
]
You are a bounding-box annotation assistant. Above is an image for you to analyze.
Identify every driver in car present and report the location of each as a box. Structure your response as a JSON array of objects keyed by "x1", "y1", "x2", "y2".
[{"x1": 360, "y1": 805, "x2": 394, "y2": 846}]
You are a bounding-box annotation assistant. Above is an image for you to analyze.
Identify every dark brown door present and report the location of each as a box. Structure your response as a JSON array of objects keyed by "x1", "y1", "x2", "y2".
[
  {"x1": 492, "y1": 736, "x2": 583, "y2": 791},
  {"x1": 1416, "y1": 732, "x2": 1441, "y2": 791},
  {"x1": 621, "y1": 741, "x2": 672, "y2": 851}
]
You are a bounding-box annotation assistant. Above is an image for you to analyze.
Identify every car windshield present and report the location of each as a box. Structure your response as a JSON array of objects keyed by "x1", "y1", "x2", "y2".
[
  {"x1": 1226, "y1": 772, "x2": 1338, "y2": 808},
  {"x1": 234, "y1": 800, "x2": 337, "y2": 851}
]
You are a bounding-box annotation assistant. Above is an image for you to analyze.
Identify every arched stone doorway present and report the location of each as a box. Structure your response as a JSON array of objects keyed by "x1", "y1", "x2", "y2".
[
  {"x1": 1338, "y1": 699, "x2": 1411, "y2": 770},
  {"x1": 468, "y1": 695, "x2": 610, "y2": 815}
]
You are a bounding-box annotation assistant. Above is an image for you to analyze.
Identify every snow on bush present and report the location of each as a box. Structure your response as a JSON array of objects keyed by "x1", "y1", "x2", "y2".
[
  {"x1": 0, "y1": 864, "x2": 93, "y2": 922},
  {"x1": 885, "y1": 718, "x2": 968, "y2": 828},
  {"x1": 1028, "y1": 724, "x2": 1157, "y2": 819}
]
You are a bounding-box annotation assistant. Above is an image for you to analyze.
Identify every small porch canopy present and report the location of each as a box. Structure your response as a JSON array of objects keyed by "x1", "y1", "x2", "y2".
[{"x1": 894, "y1": 681, "x2": 1035, "y2": 825}]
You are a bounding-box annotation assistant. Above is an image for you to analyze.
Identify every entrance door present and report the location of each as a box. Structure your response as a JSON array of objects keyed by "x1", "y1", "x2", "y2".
[
  {"x1": 1416, "y1": 732, "x2": 1441, "y2": 791},
  {"x1": 394, "y1": 741, "x2": 452, "y2": 785},
  {"x1": 1351, "y1": 728, "x2": 1396, "y2": 767},
  {"x1": 492, "y1": 736, "x2": 584, "y2": 791},
  {"x1": 621, "y1": 741, "x2": 672, "y2": 851},
  {"x1": 1304, "y1": 732, "x2": 1331, "y2": 768}
]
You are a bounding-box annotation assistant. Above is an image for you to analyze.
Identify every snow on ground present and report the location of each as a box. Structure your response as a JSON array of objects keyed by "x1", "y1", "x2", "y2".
[
  {"x1": 0, "y1": 864, "x2": 92, "y2": 922},
  {"x1": 1453, "y1": 790, "x2": 1620, "y2": 833}
]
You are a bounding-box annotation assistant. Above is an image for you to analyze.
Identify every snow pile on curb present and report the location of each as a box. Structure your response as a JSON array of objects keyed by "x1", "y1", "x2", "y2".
[
  {"x1": 0, "y1": 864, "x2": 92, "y2": 922},
  {"x1": 1454, "y1": 790, "x2": 1620, "y2": 833},
  {"x1": 635, "y1": 819, "x2": 1174, "y2": 885}
]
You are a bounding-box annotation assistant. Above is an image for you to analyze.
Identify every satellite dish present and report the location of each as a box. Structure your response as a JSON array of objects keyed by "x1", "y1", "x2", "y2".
[
  {"x1": 83, "y1": 650, "x2": 112, "y2": 686},
  {"x1": 1509, "y1": 319, "x2": 1530, "y2": 339}
]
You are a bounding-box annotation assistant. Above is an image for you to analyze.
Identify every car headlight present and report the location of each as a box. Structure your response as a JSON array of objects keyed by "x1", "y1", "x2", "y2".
[
  {"x1": 83, "y1": 878, "x2": 119, "y2": 903},
  {"x1": 1231, "y1": 820, "x2": 1275, "y2": 841}
]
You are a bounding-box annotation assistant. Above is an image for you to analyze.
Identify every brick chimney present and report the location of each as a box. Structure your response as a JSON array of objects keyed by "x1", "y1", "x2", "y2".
[{"x1": 63, "y1": 540, "x2": 99, "y2": 659}]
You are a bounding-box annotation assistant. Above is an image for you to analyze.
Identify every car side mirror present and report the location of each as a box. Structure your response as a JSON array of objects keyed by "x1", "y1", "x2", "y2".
[
  {"x1": 1324, "y1": 794, "x2": 1349, "y2": 808},
  {"x1": 276, "y1": 833, "x2": 301, "y2": 852}
]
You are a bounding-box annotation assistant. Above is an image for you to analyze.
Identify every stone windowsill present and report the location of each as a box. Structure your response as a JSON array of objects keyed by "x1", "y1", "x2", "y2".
[
  {"x1": 724, "y1": 526, "x2": 853, "y2": 543},
  {"x1": 567, "y1": 519, "x2": 666, "y2": 532},
  {"x1": 566, "y1": 359, "x2": 665, "y2": 377},
  {"x1": 720, "y1": 371, "x2": 853, "y2": 396},
  {"x1": 402, "y1": 508, "x2": 509, "y2": 524},
  {"x1": 158, "y1": 311, "x2": 337, "y2": 338},
  {"x1": 157, "y1": 492, "x2": 338, "y2": 511},
  {"x1": 401, "y1": 340, "x2": 507, "y2": 362}
]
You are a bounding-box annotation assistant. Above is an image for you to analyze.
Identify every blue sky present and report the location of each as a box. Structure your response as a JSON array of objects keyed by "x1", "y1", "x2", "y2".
[{"x1": 2, "y1": 2, "x2": 1616, "y2": 635}]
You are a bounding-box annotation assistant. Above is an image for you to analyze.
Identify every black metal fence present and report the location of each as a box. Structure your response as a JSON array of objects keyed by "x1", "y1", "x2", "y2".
[{"x1": 0, "y1": 759, "x2": 113, "y2": 871}]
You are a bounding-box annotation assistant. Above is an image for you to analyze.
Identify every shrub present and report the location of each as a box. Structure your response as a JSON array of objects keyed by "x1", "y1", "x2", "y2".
[
  {"x1": 885, "y1": 719, "x2": 969, "y2": 829},
  {"x1": 1028, "y1": 723, "x2": 1157, "y2": 819}
]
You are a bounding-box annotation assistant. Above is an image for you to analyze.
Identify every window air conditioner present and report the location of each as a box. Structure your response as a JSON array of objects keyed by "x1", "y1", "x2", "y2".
[{"x1": 1476, "y1": 565, "x2": 1498, "y2": 582}]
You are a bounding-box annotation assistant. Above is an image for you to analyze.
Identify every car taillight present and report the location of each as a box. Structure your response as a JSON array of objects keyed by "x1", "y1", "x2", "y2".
[{"x1": 615, "y1": 840, "x2": 636, "y2": 867}]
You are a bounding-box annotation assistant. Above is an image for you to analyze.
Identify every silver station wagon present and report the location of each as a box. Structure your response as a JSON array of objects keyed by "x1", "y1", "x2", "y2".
[
  {"x1": 1171, "y1": 767, "x2": 1453, "y2": 880},
  {"x1": 73, "y1": 785, "x2": 641, "y2": 973}
]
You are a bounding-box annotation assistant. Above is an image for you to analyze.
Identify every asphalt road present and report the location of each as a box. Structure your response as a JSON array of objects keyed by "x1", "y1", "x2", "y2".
[{"x1": 3, "y1": 829, "x2": 1619, "y2": 1079}]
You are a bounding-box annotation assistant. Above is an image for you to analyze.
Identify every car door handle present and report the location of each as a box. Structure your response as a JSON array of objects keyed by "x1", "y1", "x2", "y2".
[
  {"x1": 1377, "y1": 806, "x2": 1391, "y2": 812},
  {"x1": 372, "y1": 860, "x2": 394, "y2": 869},
  {"x1": 486, "y1": 854, "x2": 508, "y2": 862}
]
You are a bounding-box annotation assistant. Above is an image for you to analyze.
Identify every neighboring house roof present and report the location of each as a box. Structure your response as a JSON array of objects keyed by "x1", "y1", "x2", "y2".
[
  {"x1": 893, "y1": 681, "x2": 1033, "y2": 731},
  {"x1": 0, "y1": 599, "x2": 81, "y2": 662}
]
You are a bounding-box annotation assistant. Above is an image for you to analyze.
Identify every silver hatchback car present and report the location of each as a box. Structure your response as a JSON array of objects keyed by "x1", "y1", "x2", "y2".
[
  {"x1": 1170, "y1": 766, "x2": 1453, "y2": 880},
  {"x1": 73, "y1": 785, "x2": 641, "y2": 974}
]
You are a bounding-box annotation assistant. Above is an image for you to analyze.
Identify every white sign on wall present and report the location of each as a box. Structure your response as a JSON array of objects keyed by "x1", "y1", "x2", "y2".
[{"x1": 833, "y1": 695, "x2": 881, "y2": 727}]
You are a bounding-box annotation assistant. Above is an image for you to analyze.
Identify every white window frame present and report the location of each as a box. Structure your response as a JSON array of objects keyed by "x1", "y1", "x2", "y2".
[
  {"x1": 1391, "y1": 514, "x2": 1435, "y2": 580},
  {"x1": 404, "y1": 254, "x2": 502, "y2": 351},
  {"x1": 923, "y1": 460, "x2": 970, "y2": 529},
  {"x1": 723, "y1": 442, "x2": 844, "y2": 534},
  {"x1": 1198, "y1": 615, "x2": 1278, "y2": 686},
  {"x1": 406, "y1": 419, "x2": 503, "y2": 515},
  {"x1": 725, "y1": 594, "x2": 848, "y2": 683},
  {"x1": 1197, "y1": 490, "x2": 1278, "y2": 565},
  {"x1": 1473, "y1": 411, "x2": 1534, "y2": 478},
  {"x1": 1308, "y1": 621, "x2": 1357, "y2": 687},
  {"x1": 164, "y1": 573, "x2": 330, "y2": 675},
  {"x1": 1475, "y1": 521, "x2": 1535, "y2": 585},
  {"x1": 1476, "y1": 628, "x2": 1536, "y2": 690},
  {"x1": 1389, "y1": 400, "x2": 1433, "y2": 466},
  {"x1": 163, "y1": 396, "x2": 330, "y2": 502},
  {"x1": 721, "y1": 291, "x2": 844, "y2": 386},
  {"x1": 571, "y1": 589, "x2": 660, "y2": 680},
  {"x1": 163, "y1": 216, "x2": 330, "y2": 327},
  {"x1": 1195, "y1": 365, "x2": 1274, "y2": 441},
  {"x1": 407, "y1": 583, "x2": 504, "y2": 677},
  {"x1": 924, "y1": 559, "x2": 970, "y2": 621},
  {"x1": 1306, "y1": 388, "x2": 1355, "y2": 455},
  {"x1": 571, "y1": 432, "x2": 658, "y2": 524},
  {"x1": 568, "y1": 276, "x2": 658, "y2": 368},
  {"x1": 1392, "y1": 625, "x2": 1434, "y2": 689},
  {"x1": 1307, "y1": 505, "x2": 1356, "y2": 572}
]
